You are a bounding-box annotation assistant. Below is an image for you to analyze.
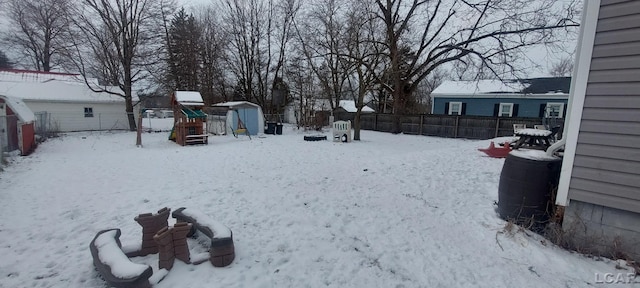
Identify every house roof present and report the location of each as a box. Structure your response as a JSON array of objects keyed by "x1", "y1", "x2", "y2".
[
  {"x1": 0, "y1": 81, "x2": 134, "y2": 103},
  {"x1": 432, "y1": 77, "x2": 571, "y2": 96},
  {"x1": 338, "y1": 100, "x2": 375, "y2": 113},
  {"x1": 174, "y1": 91, "x2": 204, "y2": 106},
  {"x1": 0, "y1": 95, "x2": 36, "y2": 123},
  {"x1": 212, "y1": 101, "x2": 261, "y2": 109},
  {"x1": 0, "y1": 69, "x2": 99, "y2": 85}
]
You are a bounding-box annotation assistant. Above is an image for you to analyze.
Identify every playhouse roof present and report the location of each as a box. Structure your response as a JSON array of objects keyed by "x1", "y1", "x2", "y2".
[
  {"x1": 174, "y1": 91, "x2": 204, "y2": 106},
  {"x1": 0, "y1": 95, "x2": 36, "y2": 123},
  {"x1": 181, "y1": 107, "x2": 207, "y2": 119}
]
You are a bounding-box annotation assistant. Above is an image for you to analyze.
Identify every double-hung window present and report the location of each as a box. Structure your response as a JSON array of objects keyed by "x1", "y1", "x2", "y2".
[
  {"x1": 499, "y1": 103, "x2": 514, "y2": 117},
  {"x1": 545, "y1": 103, "x2": 564, "y2": 118},
  {"x1": 448, "y1": 102, "x2": 462, "y2": 115}
]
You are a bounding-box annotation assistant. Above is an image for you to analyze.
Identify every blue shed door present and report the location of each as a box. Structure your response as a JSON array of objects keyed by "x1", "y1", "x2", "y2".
[{"x1": 233, "y1": 108, "x2": 259, "y2": 135}]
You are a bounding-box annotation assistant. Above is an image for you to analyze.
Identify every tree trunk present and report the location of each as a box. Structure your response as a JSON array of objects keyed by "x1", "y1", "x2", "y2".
[
  {"x1": 353, "y1": 108, "x2": 362, "y2": 140},
  {"x1": 123, "y1": 75, "x2": 137, "y2": 131}
]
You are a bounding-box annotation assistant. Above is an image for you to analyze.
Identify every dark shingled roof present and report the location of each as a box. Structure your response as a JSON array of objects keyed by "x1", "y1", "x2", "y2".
[{"x1": 519, "y1": 77, "x2": 571, "y2": 94}]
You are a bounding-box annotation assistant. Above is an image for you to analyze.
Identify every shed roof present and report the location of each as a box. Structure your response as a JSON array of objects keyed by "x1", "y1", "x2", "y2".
[
  {"x1": 0, "y1": 81, "x2": 134, "y2": 103},
  {"x1": 0, "y1": 95, "x2": 36, "y2": 123},
  {"x1": 212, "y1": 101, "x2": 261, "y2": 110}
]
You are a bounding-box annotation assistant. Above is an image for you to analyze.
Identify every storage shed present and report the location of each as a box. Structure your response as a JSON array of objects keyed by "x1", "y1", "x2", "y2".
[
  {"x1": 209, "y1": 101, "x2": 264, "y2": 136},
  {"x1": 0, "y1": 95, "x2": 36, "y2": 155}
]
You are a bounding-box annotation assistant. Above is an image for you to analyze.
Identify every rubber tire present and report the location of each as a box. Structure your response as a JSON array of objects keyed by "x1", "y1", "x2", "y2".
[
  {"x1": 304, "y1": 135, "x2": 327, "y2": 141},
  {"x1": 341, "y1": 134, "x2": 348, "y2": 142}
]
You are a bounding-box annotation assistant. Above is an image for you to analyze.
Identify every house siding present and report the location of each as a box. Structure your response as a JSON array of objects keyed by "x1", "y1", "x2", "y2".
[
  {"x1": 567, "y1": 0, "x2": 640, "y2": 213},
  {"x1": 432, "y1": 97, "x2": 567, "y2": 117},
  {"x1": 24, "y1": 101, "x2": 135, "y2": 132}
]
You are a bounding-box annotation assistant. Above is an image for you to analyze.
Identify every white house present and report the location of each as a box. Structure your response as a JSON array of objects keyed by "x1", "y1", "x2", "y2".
[
  {"x1": 0, "y1": 69, "x2": 138, "y2": 132},
  {"x1": 283, "y1": 99, "x2": 374, "y2": 125}
]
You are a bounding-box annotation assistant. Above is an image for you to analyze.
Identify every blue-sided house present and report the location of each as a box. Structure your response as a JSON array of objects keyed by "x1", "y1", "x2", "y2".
[{"x1": 431, "y1": 77, "x2": 571, "y2": 119}]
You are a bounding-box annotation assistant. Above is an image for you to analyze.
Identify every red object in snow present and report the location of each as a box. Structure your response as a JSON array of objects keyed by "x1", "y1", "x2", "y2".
[{"x1": 478, "y1": 141, "x2": 512, "y2": 158}]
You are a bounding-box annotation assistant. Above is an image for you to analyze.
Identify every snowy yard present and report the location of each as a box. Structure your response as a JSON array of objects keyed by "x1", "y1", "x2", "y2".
[{"x1": 0, "y1": 127, "x2": 636, "y2": 288}]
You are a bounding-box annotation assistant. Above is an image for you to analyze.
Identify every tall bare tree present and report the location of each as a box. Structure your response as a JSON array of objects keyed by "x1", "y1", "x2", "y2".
[
  {"x1": 3, "y1": 0, "x2": 71, "y2": 71},
  {"x1": 293, "y1": 0, "x2": 351, "y2": 111},
  {"x1": 196, "y1": 6, "x2": 231, "y2": 104},
  {"x1": 66, "y1": 0, "x2": 171, "y2": 131},
  {"x1": 344, "y1": 3, "x2": 384, "y2": 140},
  {"x1": 374, "y1": 0, "x2": 580, "y2": 133}
]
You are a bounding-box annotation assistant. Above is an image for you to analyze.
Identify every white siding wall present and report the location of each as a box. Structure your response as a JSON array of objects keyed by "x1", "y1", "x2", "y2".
[{"x1": 24, "y1": 101, "x2": 137, "y2": 132}]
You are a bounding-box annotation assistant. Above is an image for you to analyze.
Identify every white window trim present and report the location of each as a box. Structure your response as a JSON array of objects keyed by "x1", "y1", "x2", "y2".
[
  {"x1": 545, "y1": 102, "x2": 565, "y2": 118},
  {"x1": 448, "y1": 102, "x2": 462, "y2": 115},
  {"x1": 499, "y1": 103, "x2": 514, "y2": 117}
]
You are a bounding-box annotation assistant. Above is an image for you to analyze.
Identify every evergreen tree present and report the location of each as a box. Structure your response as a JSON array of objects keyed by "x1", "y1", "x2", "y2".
[
  {"x1": 167, "y1": 8, "x2": 202, "y2": 91},
  {"x1": 0, "y1": 51, "x2": 13, "y2": 69}
]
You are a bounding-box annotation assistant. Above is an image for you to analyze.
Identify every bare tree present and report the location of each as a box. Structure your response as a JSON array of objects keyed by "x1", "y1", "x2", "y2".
[
  {"x1": 343, "y1": 3, "x2": 384, "y2": 140},
  {"x1": 3, "y1": 0, "x2": 71, "y2": 71},
  {"x1": 293, "y1": 0, "x2": 352, "y2": 111},
  {"x1": 374, "y1": 0, "x2": 580, "y2": 133},
  {"x1": 196, "y1": 6, "x2": 231, "y2": 104},
  {"x1": 66, "y1": 0, "x2": 171, "y2": 131},
  {"x1": 550, "y1": 56, "x2": 574, "y2": 77},
  {"x1": 221, "y1": 0, "x2": 299, "y2": 114},
  {"x1": 222, "y1": 0, "x2": 266, "y2": 105}
]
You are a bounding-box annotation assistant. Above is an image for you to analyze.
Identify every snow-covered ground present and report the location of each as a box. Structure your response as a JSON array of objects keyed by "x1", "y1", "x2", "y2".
[{"x1": 0, "y1": 126, "x2": 637, "y2": 288}]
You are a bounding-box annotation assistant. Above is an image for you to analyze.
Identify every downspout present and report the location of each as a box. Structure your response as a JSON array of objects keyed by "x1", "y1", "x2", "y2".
[
  {"x1": 550, "y1": 0, "x2": 601, "y2": 207},
  {"x1": 545, "y1": 0, "x2": 594, "y2": 157}
]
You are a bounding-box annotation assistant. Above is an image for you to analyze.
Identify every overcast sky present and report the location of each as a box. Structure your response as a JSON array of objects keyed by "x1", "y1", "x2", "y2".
[{"x1": 0, "y1": 0, "x2": 578, "y2": 78}]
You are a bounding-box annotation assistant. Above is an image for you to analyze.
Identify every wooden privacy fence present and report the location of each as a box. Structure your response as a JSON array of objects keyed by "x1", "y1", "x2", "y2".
[{"x1": 333, "y1": 112, "x2": 555, "y2": 140}]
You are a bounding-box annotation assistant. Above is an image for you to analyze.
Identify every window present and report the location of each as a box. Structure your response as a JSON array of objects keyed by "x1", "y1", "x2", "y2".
[
  {"x1": 84, "y1": 107, "x2": 94, "y2": 118},
  {"x1": 499, "y1": 103, "x2": 514, "y2": 117},
  {"x1": 448, "y1": 102, "x2": 462, "y2": 115},
  {"x1": 545, "y1": 103, "x2": 564, "y2": 118}
]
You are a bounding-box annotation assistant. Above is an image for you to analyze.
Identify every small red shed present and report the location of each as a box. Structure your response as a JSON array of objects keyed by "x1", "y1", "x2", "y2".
[{"x1": 0, "y1": 95, "x2": 36, "y2": 156}]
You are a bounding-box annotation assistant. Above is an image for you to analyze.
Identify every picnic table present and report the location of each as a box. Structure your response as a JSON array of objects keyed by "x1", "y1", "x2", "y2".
[{"x1": 513, "y1": 128, "x2": 554, "y2": 150}]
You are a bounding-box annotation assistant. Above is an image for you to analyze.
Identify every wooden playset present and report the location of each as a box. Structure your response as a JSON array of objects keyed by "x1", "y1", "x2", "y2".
[{"x1": 169, "y1": 91, "x2": 208, "y2": 146}]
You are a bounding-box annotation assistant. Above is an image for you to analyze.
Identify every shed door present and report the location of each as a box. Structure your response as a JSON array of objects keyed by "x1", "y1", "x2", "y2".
[{"x1": 234, "y1": 108, "x2": 259, "y2": 135}]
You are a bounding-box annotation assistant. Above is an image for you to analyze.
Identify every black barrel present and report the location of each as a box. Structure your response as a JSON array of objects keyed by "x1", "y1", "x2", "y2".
[
  {"x1": 265, "y1": 122, "x2": 276, "y2": 134},
  {"x1": 275, "y1": 123, "x2": 283, "y2": 135},
  {"x1": 498, "y1": 153, "x2": 562, "y2": 229}
]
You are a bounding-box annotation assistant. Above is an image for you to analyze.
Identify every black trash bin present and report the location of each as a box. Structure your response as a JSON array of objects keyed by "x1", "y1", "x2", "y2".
[
  {"x1": 275, "y1": 123, "x2": 283, "y2": 135},
  {"x1": 497, "y1": 152, "x2": 562, "y2": 231},
  {"x1": 265, "y1": 122, "x2": 276, "y2": 135}
]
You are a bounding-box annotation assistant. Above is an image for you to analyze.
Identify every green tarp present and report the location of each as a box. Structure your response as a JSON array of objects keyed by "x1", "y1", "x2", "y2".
[{"x1": 181, "y1": 108, "x2": 207, "y2": 119}]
